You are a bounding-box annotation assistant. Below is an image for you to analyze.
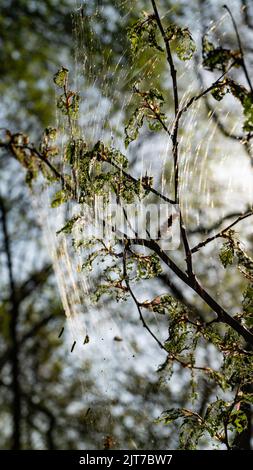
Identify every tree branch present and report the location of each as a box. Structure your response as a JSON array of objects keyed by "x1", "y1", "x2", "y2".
[
  {"x1": 176, "y1": 61, "x2": 237, "y2": 124},
  {"x1": 0, "y1": 139, "x2": 176, "y2": 206},
  {"x1": 191, "y1": 209, "x2": 253, "y2": 254},
  {"x1": 130, "y1": 238, "x2": 253, "y2": 346},
  {"x1": 224, "y1": 4, "x2": 253, "y2": 94},
  {"x1": 151, "y1": 0, "x2": 194, "y2": 278},
  {"x1": 122, "y1": 241, "x2": 167, "y2": 353}
]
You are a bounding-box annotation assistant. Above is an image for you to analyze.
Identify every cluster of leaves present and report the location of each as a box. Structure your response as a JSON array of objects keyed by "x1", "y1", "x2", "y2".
[
  {"x1": 144, "y1": 294, "x2": 201, "y2": 368},
  {"x1": 219, "y1": 232, "x2": 253, "y2": 329},
  {"x1": 70, "y1": 140, "x2": 152, "y2": 203},
  {"x1": 202, "y1": 36, "x2": 242, "y2": 72},
  {"x1": 166, "y1": 24, "x2": 196, "y2": 61},
  {"x1": 54, "y1": 67, "x2": 80, "y2": 119},
  {"x1": 0, "y1": 126, "x2": 62, "y2": 189},
  {"x1": 242, "y1": 284, "x2": 253, "y2": 328},
  {"x1": 211, "y1": 77, "x2": 253, "y2": 132},
  {"x1": 47, "y1": 132, "x2": 155, "y2": 209},
  {"x1": 128, "y1": 16, "x2": 196, "y2": 62},
  {"x1": 203, "y1": 36, "x2": 253, "y2": 132},
  {"x1": 140, "y1": 282, "x2": 253, "y2": 449},
  {"x1": 219, "y1": 231, "x2": 253, "y2": 281},
  {"x1": 156, "y1": 326, "x2": 252, "y2": 448},
  {"x1": 40, "y1": 127, "x2": 59, "y2": 157},
  {"x1": 219, "y1": 235, "x2": 235, "y2": 268},
  {"x1": 158, "y1": 396, "x2": 250, "y2": 450},
  {"x1": 127, "y1": 13, "x2": 163, "y2": 54},
  {"x1": 0, "y1": 130, "x2": 39, "y2": 187},
  {"x1": 132, "y1": 252, "x2": 162, "y2": 280},
  {"x1": 125, "y1": 86, "x2": 167, "y2": 147},
  {"x1": 68, "y1": 239, "x2": 163, "y2": 304}
]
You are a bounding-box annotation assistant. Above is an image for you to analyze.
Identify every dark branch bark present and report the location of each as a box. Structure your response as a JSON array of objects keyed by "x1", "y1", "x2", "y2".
[
  {"x1": 122, "y1": 242, "x2": 167, "y2": 352},
  {"x1": 131, "y1": 238, "x2": 253, "y2": 346},
  {"x1": 151, "y1": 0, "x2": 179, "y2": 202},
  {"x1": 151, "y1": 0, "x2": 194, "y2": 278},
  {"x1": 0, "y1": 196, "x2": 21, "y2": 449}
]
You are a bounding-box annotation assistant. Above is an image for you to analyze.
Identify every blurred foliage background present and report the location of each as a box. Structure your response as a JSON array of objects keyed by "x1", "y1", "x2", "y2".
[{"x1": 0, "y1": 0, "x2": 253, "y2": 450}]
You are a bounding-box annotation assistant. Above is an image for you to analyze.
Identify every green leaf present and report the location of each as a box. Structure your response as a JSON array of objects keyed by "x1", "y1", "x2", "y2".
[
  {"x1": 57, "y1": 92, "x2": 80, "y2": 119},
  {"x1": 64, "y1": 139, "x2": 86, "y2": 165},
  {"x1": 179, "y1": 420, "x2": 205, "y2": 450},
  {"x1": 124, "y1": 87, "x2": 166, "y2": 147},
  {"x1": 124, "y1": 107, "x2": 145, "y2": 147},
  {"x1": 242, "y1": 93, "x2": 253, "y2": 132},
  {"x1": 53, "y1": 67, "x2": 69, "y2": 88},
  {"x1": 65, "y1": 141, "x2": 76, "y2": 165},
  {"x1": 128, "y1": 14, "x2": 163, "y2": 54},
  {"x1": 211, "y1": 80, "x2": 230, "y2": 101},
  {"x1": 136, "y1": 253, "x2": 162, "y2": 279},
  {"x1": 202, "y1": 36, "x2": 241, "y2": 71},
  {"x1": 212, "y1": 77, "x2": 253, "y2": 133},
  {"x1": 241, "y1": 284, "x2": 253, "y2": 327},
  {"x1": 166, "y1": 24, "x2": 196, "y2": 61},
  {"x1": 243, "y1": 284, "x2": 253, "y2": 314},
  {"x1": 226, "y1": 79, "x2": 253, "y2": 132},
  {"x1": 57, "y1": 94, "x2": 67, "y2": 113},
  {"x1": 25, "y1": 168, "x2": 38, "y2": 188},
  {"x1": 144, "y1": 294, "x2": 186, "y2": 316},
  {"x1": 44, "y1": 127, "x2": 58, "y2": 140},
  {"x1": 148, "y1": 88, "x2": 165, "y2": 102},
  {"x1": 51, "y1": 189, "x2": 69, "y2": 208},
  {"x1": 204, "y1": 400, "x2": 230, "y2": 437},
  {"x1": 229, "y1": 410, "x2": 248, "y2": 434},
  {"x1": 110, "y1": 148, "x2": 128, "y2": 169},
  {"x1": 57, "y1": 215, "x2": 80, "y2": 235},
  {"x1": 157, "y1": 408, "x2": 188, "y2": 424},
  {"x1": 239, "y1": 393, "x2": 253, "y2": 405},
  {"x1": 68, "y1": 93, "x2": 80, "y2": 119},
  {"x1": 219, "y1": 241, "x2": 234, "y2": 268}
]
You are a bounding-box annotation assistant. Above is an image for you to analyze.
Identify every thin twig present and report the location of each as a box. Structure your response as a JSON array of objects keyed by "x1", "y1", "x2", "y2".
[
  {"x1": 146, "y1": 102, "x2": 172, "y2": 137},
  {"x1": 122, "y1": 241, "x2": 167, "y2": 353},
  {"x1": 63, "y1": 77, "x2": 74, "y2": 138},
  {"x1": 176, "y1": 61, "x2": 237, "y2": 124},
  {"x1": 180, "y1": 214, "x2": 194, "y2": 277},
  {"x1": 189, "y1": 210, "x2": 250, "y2": 235},
  {"x1": 63, "y1": 76, "x2": 78, "y2": 196},
  {"x1": 151, "y1": 0, "x2": 179, "y2": 115},
  {"x1": 108, "y1": 158, "x2": 175, "y2": 205},
  {"x1": 191, "y1": 210, "x2": 253, "y2": 254},
  {"x1": 224, "y1": 4, "x2": 253, "y2": 93},
  {"x1": 151, "y1": 0, "x2": 194, "y2": 278},
  {"x1": 193, "y1": 58, "x2": 253, "y2": 164},
  {"x1": 151, "y1": 0, "x2": 179, "y2": 201},
  {"x1": 0, "y1": 141, "x2": 72, "y2": 193}
]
